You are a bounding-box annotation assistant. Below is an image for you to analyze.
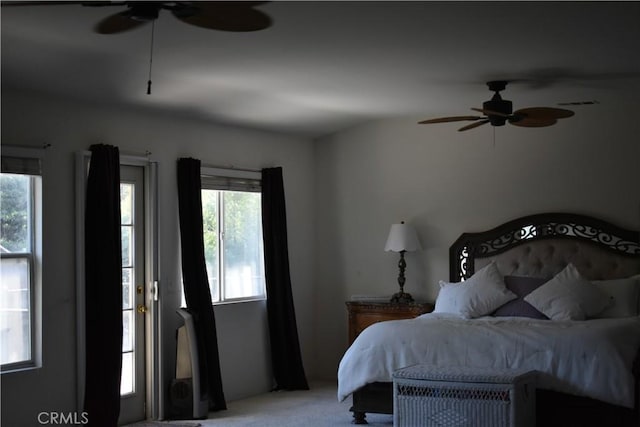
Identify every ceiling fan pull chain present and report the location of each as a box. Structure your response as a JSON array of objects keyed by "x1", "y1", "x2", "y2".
[{"x1": 147, "y1": 20, "x2": 156, "y2": 95}]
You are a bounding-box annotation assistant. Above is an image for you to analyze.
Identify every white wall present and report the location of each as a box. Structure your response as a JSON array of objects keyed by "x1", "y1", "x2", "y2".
[
  {"x1": 0, "y1": 90, "x2": 316, "y2": 426},
  {"x1": 313, "y1": 106, "x2": 640, "y2": 378}
]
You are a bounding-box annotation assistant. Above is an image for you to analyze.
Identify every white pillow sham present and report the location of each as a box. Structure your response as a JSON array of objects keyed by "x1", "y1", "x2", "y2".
[
  {"x1": 434, "y1": 262, "x2": 516, "y2": 318},
  {"x1": 524, "y1": 263, "x2": 609, "y2": 320},
  {"x1": 592, "y1": 275, "x2": 640, "y2": 318}
]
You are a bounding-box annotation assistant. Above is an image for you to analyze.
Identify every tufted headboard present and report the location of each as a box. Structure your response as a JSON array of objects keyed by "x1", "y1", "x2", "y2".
[{"x1": 449, "y1": 213, "x2": 640, "y2": 282}]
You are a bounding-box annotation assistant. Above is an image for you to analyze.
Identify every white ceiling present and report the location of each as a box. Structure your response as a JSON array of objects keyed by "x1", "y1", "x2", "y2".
[{"x1": 2, "y1": 1, "x2": 640, "y2": 138}]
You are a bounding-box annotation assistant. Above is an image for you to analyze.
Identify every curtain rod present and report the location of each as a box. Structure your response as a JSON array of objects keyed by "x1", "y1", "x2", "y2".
[
  {"x1": 120, "y1": 149, "x2": 152, "y2": 158},
  {"x1": 3, "y1": 143, "x2": 51, "y2": 150},
  {"x1": 78, "y1": 149, "x2": 154, "y2": 164},
  {"x1": 80, "y1": 147, "x2": 152, "y2": 158},
  {"x1": 201, "y1": 163, "x2": 262, "y2": 174}
]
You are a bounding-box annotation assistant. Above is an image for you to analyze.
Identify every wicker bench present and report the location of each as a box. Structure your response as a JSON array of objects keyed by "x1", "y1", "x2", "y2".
[{"x1": 393, "y1": 365, "x2": 537, "y2": 427}]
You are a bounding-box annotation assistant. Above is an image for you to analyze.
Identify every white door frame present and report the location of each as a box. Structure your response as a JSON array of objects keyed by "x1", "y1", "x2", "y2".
[{"x1": 75, "y1": 152, "x2": 161, "y2": 422}]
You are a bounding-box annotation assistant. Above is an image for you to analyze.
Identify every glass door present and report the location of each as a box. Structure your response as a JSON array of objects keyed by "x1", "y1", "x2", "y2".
[{"x1": 119, "y1": 165, "x2": 146, "y2": 424}]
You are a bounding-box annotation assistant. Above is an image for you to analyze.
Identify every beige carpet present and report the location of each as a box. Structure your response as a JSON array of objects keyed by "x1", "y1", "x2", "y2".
[
  {"x1": 201, "y1": 381, "x2": 392, "y2": 426},
  {"x1": 125, "y1": 422, "x2": 201, "y2": 427},
  {"x1": 128, "y1": 381, "x2": 392, "y2": 427}
]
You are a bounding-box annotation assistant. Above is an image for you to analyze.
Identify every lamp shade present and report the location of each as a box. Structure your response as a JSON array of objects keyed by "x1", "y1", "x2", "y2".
[{"x1": 384, "y1": 222, "x2": 422, "y2": 252}]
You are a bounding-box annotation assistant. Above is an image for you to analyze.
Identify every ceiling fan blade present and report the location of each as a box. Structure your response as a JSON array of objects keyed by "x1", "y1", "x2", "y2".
[
  {"x1": 95, "y1": 10, "x2": 147, "y2": 34},
  {"x1": 470, "y1": 107, "x2": 510, "y2": 118},
  {"x1": 557, "y1": 100, "x2": 599, "y2": 106},
  {"x1": 514, "y1": 107, "x2": 575, "y2": 120},
  {"x1": 418, "y1": 116, "x2": 482, "y2": 124},
  {"x1": 458, "y1": 119, "x2": 490, "y2": 131},
  {"x1": 0, "y1": 1, "x2": 87, "y2": 5},
  {"x1": 0, "y1": 1, "x2": 129, "y2": 9},
  {"x1": 173, "y1": 2, "x2": 272, "y2": 32},
  {"x1": 510, "y1": 117, "x2": 558, "y2": 128}
]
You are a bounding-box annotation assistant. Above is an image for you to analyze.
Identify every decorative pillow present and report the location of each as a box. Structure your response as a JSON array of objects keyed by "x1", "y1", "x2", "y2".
[
  {"x1": 523, "y1": 263, "x2": 609, "y2": 320},
  {"x1": 592, "y1": 276, "x2": 640, "y2": 318},
  {"x1": 493, "y1": 276, "x2": 549, "y2": 319},
  {"x1": 434, "y1": 262, "x2": 517, "y2": 318}
]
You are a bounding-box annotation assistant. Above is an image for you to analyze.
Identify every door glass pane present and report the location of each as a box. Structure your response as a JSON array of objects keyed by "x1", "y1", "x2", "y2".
[
  {"x1": 121, "y1": 352, "x2": 134, "y2": 395},
  {"x1": 122, "y1": 268, "x2": 133, "y2": 309},
  {"x1": 201, "y1": 190, "x2": 219, "y2": 302},
  {"x1": 120, "y1": 184, "x2": 133, "y2": 225},
  {"x1": 122, "y1": 310, "x2": 133, "y2": 352},
  {"x1": 222, "y1": 191, "x2": 264, "y2": 299},
  {"x1": 0, "y1": 257, "x2": 31, "y2": 364},
  {"x1": 121, "y1": 226, "x2": 132, "y2": 267}
]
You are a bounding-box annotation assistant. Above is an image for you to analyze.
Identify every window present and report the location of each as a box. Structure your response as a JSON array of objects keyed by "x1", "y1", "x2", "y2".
[
  {"x1": 1, "y1": 150, "x2": 42, "y2": 371},
  {"x1": 200, "y1": 169, "x2": 265, "y2": 304}
]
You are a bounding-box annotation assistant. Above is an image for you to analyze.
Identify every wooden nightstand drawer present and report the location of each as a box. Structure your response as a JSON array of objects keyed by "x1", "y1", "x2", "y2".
[{"x1": 346, "y1": 301, "x2": 434, "y2": 344}]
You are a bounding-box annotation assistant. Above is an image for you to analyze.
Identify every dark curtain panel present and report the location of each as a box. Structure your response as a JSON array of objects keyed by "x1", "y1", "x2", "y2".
[
  {"x1": 177, "y1": 157, "x2": 227, "y2": 411},
  {"x1": 261, "y1": 167, "x2": 309, "y2": 391},
  {"x1": 84, "y1": 144, "x2": 123, "y2": 426}
]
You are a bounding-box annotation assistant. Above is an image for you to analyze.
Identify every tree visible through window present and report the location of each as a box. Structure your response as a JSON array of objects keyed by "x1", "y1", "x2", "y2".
[{"x1": 1, "y1": 169, "x2": 41, "y2": 369}]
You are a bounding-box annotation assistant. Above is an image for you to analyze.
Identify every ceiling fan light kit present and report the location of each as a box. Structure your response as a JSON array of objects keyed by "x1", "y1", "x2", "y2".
[{"x1": 419, "y1": 80, "x2": 575, "y2": 132}]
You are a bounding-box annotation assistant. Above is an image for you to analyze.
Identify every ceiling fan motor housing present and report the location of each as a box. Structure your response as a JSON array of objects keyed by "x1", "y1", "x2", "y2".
[
  {"x1": 483, "y1": 96, "x2": 512, "y2": 126},
  {"x1": 129, "y1": 3, "x2": 161, "y2": 22},
  {"x1": 483, "y1": 80, "x2": 512, "y2": 126}
]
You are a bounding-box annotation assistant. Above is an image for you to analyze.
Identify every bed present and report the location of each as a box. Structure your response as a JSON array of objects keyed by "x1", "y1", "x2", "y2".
[{"x1": 338, "y1": 212, "x2": 640, "y2": 426}]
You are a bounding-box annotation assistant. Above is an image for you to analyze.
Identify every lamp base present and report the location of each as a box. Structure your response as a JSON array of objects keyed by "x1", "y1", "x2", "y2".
[{"x1": 390, "y1": 291, "x2": 414, "y2": 304}]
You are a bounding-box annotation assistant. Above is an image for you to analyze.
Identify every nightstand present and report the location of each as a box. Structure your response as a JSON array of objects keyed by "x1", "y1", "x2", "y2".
[{"x1": 346, "y1": 301, "x2": 434, "y2": 344}]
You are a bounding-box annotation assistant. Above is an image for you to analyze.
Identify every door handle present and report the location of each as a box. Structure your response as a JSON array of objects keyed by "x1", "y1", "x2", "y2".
[{"x1": 137, "y1": 304, "x2": 148, "y2": 314}]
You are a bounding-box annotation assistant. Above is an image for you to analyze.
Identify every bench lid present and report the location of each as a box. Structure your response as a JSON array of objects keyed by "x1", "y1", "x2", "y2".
[{"x1": 393, "y1": 364, "x2": 537, "y2": 384}]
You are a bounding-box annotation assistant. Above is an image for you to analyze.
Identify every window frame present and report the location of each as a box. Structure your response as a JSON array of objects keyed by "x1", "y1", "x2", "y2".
[
  {"x1": 1, "y1": 147, "x2": 43, "y2": 373},
  {"x1": 200, "y1": 167, "x2": 265, "y2": 305}
]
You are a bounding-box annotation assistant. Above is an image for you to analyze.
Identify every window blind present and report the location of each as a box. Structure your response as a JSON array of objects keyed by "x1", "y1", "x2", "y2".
[
  {"x1": 200, "y1": 167, "x2": 261, "y2": 192},
  {"x1": 1, "y1": 156, "x2": 42, "y2": 176},
  {"x1": 1, "y1": 146, "x2": 44, "y2": 176}
]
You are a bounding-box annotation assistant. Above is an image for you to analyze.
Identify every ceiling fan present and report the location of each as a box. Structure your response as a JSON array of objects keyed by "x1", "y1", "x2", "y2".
[
  {"x1": 419, "y1": 81, "x2": 575, "y2": 132},
  {"x1": 0, "y1": 1, "x2": 272, "y2": 33}
]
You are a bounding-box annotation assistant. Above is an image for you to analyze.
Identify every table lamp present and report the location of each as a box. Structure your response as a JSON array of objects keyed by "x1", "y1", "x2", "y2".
[{"x1": 384, "y1": 221, "x2": 422, "y2": 303}]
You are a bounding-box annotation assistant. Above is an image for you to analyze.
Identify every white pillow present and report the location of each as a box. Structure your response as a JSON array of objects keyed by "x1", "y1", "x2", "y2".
[
  {"x1": 592, "y1": 275, "x2": 640, "y2": 318},
  {"x1": 434, "y1": 263, "x2": 516, "y2": 318},
  {"x1": 524, "y1": 264, "x2": 609, "y2": 320}
]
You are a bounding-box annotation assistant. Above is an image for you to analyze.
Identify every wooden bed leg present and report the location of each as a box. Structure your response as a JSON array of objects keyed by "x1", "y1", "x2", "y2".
[{"x1": 352, "y1": 411, "x2": 367, "y2": 424}]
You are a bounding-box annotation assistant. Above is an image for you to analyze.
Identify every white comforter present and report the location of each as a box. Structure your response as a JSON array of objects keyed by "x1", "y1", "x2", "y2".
[{"x1": 337, "y1": 313, "x2": 640, "y2": 408}]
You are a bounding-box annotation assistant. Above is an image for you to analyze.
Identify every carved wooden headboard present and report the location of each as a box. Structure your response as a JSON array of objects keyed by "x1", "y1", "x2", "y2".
[{"x1": 449, "y1": 213, "x2": 640, "y2": 282}]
